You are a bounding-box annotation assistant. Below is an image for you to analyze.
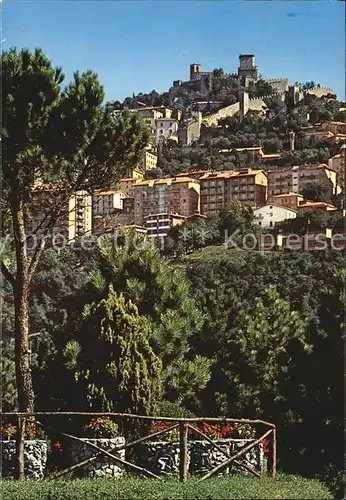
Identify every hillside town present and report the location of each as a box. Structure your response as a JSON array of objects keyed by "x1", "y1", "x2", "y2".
[{"x1": 29, "y1": 54, "x2": 345, "y2": 251}]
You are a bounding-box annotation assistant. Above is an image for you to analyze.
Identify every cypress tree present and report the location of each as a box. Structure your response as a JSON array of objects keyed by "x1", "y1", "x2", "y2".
[{"x1": 66, "y1": 285, "x2": 162, "y2": 418}]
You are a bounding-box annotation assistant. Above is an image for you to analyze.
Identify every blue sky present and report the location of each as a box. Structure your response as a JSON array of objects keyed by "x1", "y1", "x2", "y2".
[{"x1": 3, "y1": 0, "x2": 345, "y2": 101}]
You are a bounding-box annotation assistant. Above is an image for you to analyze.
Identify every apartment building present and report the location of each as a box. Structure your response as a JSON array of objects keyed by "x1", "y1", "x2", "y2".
[
  {"x1": 116, "y1": 177, "x2": 144, "y2": 198},
  {"x1": 93, "y1": 190, "x2": 127, "y2": 214},
  {"x1": 133, "y1": 177, "x2": 200, "y2": 225},
  {"x1": 226, "y1": 169, "x2": 267, "y2": 208},
  {"x1": 115, "y1": 197, "x2": 135, "y2": 226},
  {"x1": 92, "y1": 190, "x2": 127, "y2": 233},
  {"x1": 199, "y1": 171, "x2": 232, "y2": 217},
  {"x1": 199, "y1": 169, "x2": 267, "y2": 217},
  {"x1": 26, "y1": 188, "x2": 92, "y2": 243},
  {"x1": 266, "y1": 168, "x2": 295, "y2": 196},
  {"x1": 267, "y1": 164, "x2": 339, "y2": 199},
  {"x1": 270, "y1": 192, "x2": 304, "y2": 210},
  {"x1": 254, "y1": 204, "x2": 297, "y2": 229},
  {"x1": 298, "y1": 165, "x2": 339, "y2": 199},
  {"x1": 144, "y1": 213, "x2": 186, "y2": 238}
]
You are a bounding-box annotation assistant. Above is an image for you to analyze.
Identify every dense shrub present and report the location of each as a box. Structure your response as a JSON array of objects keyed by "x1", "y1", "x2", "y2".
[{"x1": 2, "y1": 475, "x2": 333, "y2": 500}]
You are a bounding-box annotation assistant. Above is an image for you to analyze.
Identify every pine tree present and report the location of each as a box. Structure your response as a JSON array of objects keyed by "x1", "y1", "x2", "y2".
[
  {"x1": 89, "y1": 230, "x2": 207, "y2": 399},
  {"x1": 224, "y1": 285, "x2": 310, "y2": 415},
  {"x1": 1, "y1": 48, "x2": 149, "y2": 416}
]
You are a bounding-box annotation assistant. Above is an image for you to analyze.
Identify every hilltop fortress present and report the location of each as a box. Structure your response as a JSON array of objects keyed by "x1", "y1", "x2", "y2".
[
  {"x1": 172, "y1": 54, "x2": 333, "y2": 99},
  {"x1": 125, "y1": 54, "x2": 336, "y2": 150},
  {"x1": 170, "y1": 54, "x2": 334, "y2": 125}
]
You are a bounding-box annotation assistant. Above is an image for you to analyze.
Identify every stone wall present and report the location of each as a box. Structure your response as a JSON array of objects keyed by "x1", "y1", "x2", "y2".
[
  {"x1": 1, "y1": 440, "x2": 48, "y2": 479},
  {"x1": 135, "y1": 439, "x2": 265, "y2": 477},
  {"x1": 306, "y1": 87, "x2": 334, "y2": 98},
  {"x1": 202, "y1": 90, "x2": 286, "y2": 126},
  {"x1": 248, "y1": 97, "x2": 266, "y2": 112},
  {"x1": 70, "y1": 437, "x2": 125, "y2": 478},
  {"x1": 202, "y1": 103, "x2": 239, "y2": 126},
  {"x1": 264, "y1": 78, "x2": 289, "y2": 94}
]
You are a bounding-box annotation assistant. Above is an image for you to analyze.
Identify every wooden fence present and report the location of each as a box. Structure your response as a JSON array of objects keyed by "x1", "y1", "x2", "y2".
[{"x1": 1, "y1": 412, "x2": 276, "y2": 482}]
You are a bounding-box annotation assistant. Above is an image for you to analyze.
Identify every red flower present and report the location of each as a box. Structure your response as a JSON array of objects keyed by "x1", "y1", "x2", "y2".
[
  {"x1": 261, "y1": 438, "x2": 270, "y2": 455},
  {"x1": 54, "y1": 441, "x2": 62, "y2": 448},
  {"x1": 7, "y1": 423, "x2": 13, "y2": 428}
]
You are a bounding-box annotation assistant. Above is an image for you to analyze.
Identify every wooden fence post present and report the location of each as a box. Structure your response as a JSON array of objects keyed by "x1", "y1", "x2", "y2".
[
  {"x1": 15, "y1": 415, "x2": 25, "y2": 480},
  {"x1": 179, "y1": 422, "x2": 188, "y2": 483},
  {"x1": 268, "y1": 427, "x2": 277, "y2": 478}
]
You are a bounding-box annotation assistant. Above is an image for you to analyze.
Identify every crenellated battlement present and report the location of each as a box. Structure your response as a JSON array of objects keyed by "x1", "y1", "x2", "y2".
[
  {"x1": 264, "y1": 78, "x2": 288, "y2": 84},
  {"x1": 306, "y1": 87, "x2": 334, "y2": 98},
  {"x1": 249, "y1": 92, "x2": 283, "y2": 103}
]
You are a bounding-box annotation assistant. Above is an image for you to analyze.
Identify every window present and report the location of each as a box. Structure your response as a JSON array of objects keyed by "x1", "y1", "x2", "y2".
[
  {"x1": 269, "y1": 213, "x2": 273, "y2": 217},
  {"x1": 258, "y1": 221, "x2": 262, "y2": 226},
  {"x1": 269, "y1": 221, "x2": 273, "y2": 227},
  {"x1": 160, "y1": 123, "x2": 163, "y2": 127},
  {"x1": 170, "y1": 122, "x2": 173, "y2": 127}
]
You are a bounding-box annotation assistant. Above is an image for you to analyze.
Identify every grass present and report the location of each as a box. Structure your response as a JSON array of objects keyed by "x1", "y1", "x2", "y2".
[
  {"x1": 181, "y1": 244, "x2": 231, "y2": 263},
  {"x1": 1, "y1": 474, "x2": 333, "y2": 500}
]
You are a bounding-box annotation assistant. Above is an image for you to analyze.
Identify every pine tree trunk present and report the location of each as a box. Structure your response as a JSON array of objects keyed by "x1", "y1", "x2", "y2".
[
  {"x1": 14, "y1": 270, "x2": 34, "y2": 413},
  {"x1": 12, "y1": 201, "x2": 35, "y2": 414}
]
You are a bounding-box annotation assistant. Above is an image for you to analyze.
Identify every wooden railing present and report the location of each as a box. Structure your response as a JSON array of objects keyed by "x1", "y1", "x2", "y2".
[{"x1": 1, "y1": 412, "x2": 276, "y2": 482}]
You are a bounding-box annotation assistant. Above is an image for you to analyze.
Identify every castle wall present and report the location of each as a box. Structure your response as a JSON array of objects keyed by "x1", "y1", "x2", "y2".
[
  {"x1": 306, "y1": 87, "x2": 334, "y2": 98},
  {"x1": 202, "y1": 102, "x2": 239, "y2": 126},
  {"x1": 264, "y1": 78, "x2": 289, "y2": 94},
  {"x1": 248, "y1": 97, "x2": 266, "y2": 112}
]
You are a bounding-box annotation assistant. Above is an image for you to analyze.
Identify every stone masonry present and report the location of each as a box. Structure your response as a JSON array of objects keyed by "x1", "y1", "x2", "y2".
[
  {"x1": 1, "y1": 440, "x2": 48, "y2": 479},
  {"x1": 70, "y1": 437, "x2": 125, "y2": 478},
  {"x1": 136, "y1": 439, "x2": 265, "y2": 476}
]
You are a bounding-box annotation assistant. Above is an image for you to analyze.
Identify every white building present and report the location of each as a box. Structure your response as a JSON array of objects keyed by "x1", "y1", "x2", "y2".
[
  {"x1": 144, "y1": 213, "x2": 186, "y2": 238},
  {"x1": 254, "y1": 204, "x2": 297, "y2": 229},
  {"x1": 156, "y1": 118, "x2": 179, "y2": 145}
]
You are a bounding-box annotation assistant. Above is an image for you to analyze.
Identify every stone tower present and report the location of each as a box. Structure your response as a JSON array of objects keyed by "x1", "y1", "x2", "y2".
[
  {"x1": 190, "y1": 63, "x2": 202, "y2": 81},
  {"x1": 239, "y1": 78, "x2": 250, "y2": 122},
  {"x1": 287, "y1": 84, "x2": 301, "y2": 109},
  {"x1": 238, "y1": 54, "x2": 258, "y2": 81}
]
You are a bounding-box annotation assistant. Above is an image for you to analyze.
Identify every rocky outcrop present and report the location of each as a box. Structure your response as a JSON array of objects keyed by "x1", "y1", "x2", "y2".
[
  {"x1": 70, "y1": 437, "x2": 125, "y2": 478},
  {"x1": 1, "y1": 440, "x2": 48, "y2": 479}
]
